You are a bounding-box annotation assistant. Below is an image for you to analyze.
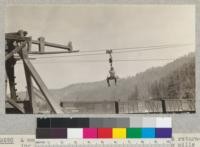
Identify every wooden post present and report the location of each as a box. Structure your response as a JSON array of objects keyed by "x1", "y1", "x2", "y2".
[
  {"x1": 6, "y1": 39, "x2": 18, "y2": 101},
  {"x1": 67, "y1": 41, "x2": 73, "y2": 51},
  {"x1": 38, "y1": 37, "x2": 45, "y2": 53},
  {"x1": 161, "y1": 99, "x2": 166, "y2": 113},
  {"x1": 27, "y1": 36, "x2": 32, "y2": 52},
  {"x1": 115, "y1": 101, "x2": 119, "y2": 114},
  {"x1": 6, "y1": 66, "x2": 16, "y2": 100}
]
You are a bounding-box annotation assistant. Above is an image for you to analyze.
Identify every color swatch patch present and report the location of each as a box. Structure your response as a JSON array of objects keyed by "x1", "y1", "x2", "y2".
[
  {"x1": 142, "y1": 128, "x2": 155, "y2": 138},
  {"x1": 113, "y1": 128, "x2": 126, "y2": 139},
  {"x1": 67, "y1": 128, "x2": 83, "y2": 139},
  {"x1": 156, "y1": 128, "x2": 172, "y2": 138},
  {"x1": 126, "y1": 128, "x2": 142, "y2": 138},
  {"x1": 98, "y1": 128, "x2": 112, "y2": 138},
  {"x1": 83, "y1": 128, "x2": 97, "y2": 138}
]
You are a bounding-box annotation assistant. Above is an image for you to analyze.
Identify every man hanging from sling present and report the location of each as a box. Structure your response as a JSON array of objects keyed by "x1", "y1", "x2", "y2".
[{"x1": 106, "y1": 49, "x2": 117, "y2": 87}]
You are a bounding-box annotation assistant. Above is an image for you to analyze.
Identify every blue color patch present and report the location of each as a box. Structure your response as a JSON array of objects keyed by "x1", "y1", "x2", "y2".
[{"x1": 142, "y1": 128, "x2": 155, "y2": 138}]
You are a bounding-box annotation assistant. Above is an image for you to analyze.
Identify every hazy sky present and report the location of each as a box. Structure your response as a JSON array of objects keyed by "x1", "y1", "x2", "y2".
[{"x1": 6, "y1": 5, "x2": 195, "y2": 91}]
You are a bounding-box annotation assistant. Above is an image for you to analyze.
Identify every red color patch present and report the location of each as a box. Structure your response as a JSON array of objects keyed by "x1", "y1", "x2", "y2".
[{"x1": 98, "y1": 128, "x2": 112, "y2": 138}]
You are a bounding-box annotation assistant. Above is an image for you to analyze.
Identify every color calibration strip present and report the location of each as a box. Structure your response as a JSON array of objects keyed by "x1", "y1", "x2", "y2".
[{"x1": 36, "y1": 117, "x2": 172, "y2": 139}]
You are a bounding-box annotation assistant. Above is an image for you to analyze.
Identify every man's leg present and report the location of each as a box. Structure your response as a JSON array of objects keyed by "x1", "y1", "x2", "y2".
[
  {"x1": 114, "y1": 77, "x2": 117, "y2": 85},
  {"x1": 107, "y1": 77, "x2": 110, "y2": 87}
]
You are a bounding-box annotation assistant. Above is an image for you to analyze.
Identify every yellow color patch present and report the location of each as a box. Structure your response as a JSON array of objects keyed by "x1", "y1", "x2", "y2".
[{"x1": 112, "y1": 128, "x2": 126, "y2": 138}]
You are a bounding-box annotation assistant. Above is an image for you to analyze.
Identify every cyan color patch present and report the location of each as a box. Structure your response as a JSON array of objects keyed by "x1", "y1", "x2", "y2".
[{"x1": 142, "y1": 128, "x2": 155, "y2": 138}]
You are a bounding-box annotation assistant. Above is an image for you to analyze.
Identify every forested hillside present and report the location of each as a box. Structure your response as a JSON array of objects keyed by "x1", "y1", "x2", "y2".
[{"x1": 149, "y1": 54, "x2": 195, "y2": 100}]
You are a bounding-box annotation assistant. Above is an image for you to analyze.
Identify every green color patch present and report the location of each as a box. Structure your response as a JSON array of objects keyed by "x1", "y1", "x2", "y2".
[{"x1": 126, "y1": 128, "x2": 142, "y2": 138}]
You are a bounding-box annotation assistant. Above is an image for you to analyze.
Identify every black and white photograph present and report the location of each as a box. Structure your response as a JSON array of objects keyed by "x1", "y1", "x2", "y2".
[{"x1": 5, "y1": 4, "x2": 195, "y2": 114}]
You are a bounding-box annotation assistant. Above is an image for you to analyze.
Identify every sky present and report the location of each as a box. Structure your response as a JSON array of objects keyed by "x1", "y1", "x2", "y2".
[{"x1": 6, "y1": 4, "x2": 195, "y2": 91}]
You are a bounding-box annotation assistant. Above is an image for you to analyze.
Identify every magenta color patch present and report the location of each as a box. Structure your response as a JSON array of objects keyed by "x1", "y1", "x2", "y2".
[{"x1": 83, "y1": 128, "x2": 97, "y2": 138}]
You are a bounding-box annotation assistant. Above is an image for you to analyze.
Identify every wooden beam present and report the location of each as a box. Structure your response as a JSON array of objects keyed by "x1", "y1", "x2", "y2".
[
  {"x1": 28, "y1": 50, "x2": 79, "y2": 54},
  {"x1": 5, "y1": 35, "x2": 31, "y2": 41},
  {"x1": 32, "y1": 40, "x2": 74, "y2": 51},
  {"x1": 22, "y1": 58, "x2": 63, "y2": 114}
]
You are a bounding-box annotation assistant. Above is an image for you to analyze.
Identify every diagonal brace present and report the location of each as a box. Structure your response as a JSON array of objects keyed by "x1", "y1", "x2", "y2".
[
  {"x1": 6, "y1": 98, "x2": 25, "y2": 114},
  {"x1": 22, "y1": 58, "x2": 63, "y2": 114}
]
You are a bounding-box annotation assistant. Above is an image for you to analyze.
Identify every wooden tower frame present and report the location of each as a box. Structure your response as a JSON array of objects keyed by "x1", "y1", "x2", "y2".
[{"x1": 5, "y1": 30, "x2": 78, "y2": 114}]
